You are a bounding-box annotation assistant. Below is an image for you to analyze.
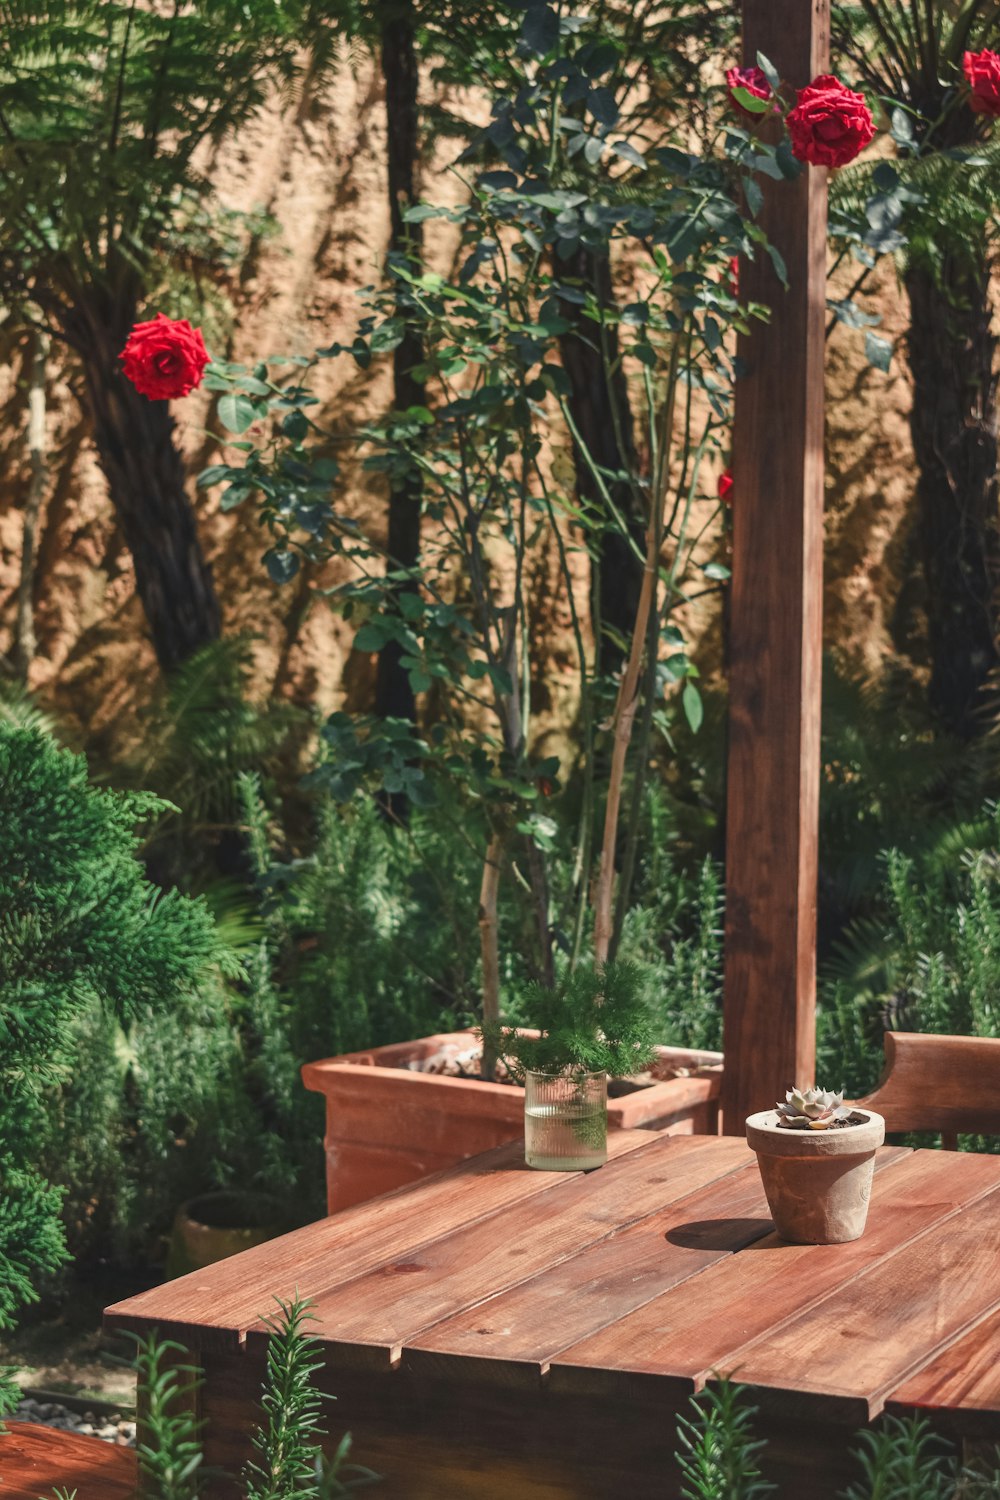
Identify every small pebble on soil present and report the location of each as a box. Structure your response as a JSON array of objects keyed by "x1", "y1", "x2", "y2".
[{"x1": 14, "y1": 1395, "x2": 136, "y2": 1448}]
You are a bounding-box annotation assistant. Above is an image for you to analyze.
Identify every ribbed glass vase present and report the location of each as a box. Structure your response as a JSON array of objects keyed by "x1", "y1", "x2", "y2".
[{"x1": 523, "y1": 1068, "x2": 608, "y2": 1172}]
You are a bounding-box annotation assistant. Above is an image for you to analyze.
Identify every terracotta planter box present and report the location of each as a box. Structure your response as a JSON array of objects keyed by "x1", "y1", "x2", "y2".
[{"x1": 302, "y1": 1030, "x2": 723, "y2": 1213}]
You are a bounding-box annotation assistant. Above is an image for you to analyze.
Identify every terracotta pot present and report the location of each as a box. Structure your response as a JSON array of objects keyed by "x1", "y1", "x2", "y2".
[
  {"x1": 167, "y1": 1191, "x2": 284, "y2": 1279},
  {"x1": 303, "y1": 1030, "x2": 723, "y2": 1212},
  {"x1": 746, "y1": 1108, "x2": 886, "y2": 1245}
]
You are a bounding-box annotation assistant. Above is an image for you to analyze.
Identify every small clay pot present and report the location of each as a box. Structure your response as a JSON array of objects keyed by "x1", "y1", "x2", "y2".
[
  {"x1": 167, "y1": 1191, "x2": 284, "y2": 1279},
  {"x1": 745, "y1": 1108, "x2": 885, "y2": 1245}
]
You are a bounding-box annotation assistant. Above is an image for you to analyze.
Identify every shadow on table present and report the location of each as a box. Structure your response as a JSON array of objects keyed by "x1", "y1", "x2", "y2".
[{"x1": 665, "y1": 1217, "x2": 774, "y2": 1251}]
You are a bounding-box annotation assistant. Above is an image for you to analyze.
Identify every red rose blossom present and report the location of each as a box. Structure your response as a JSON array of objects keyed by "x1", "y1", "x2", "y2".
[
  {"x1": 120, "y1": 313, "x2": 210, "y2": 400},
  {"x1": 725, "y1": 65, "x2": 773, "y2": 118},
  {"x1": 964, "y1": 49, "x2": 1000, "y2": 117},
  {"x1": 727, "y1": 256, "x2": 740, "y2": 299},
  {"x1": 718, "y1": 469, "x2": 734, "y2": 505},
  {"x1": 787, "y1": 74, "x2": 875, "y2": 169}
]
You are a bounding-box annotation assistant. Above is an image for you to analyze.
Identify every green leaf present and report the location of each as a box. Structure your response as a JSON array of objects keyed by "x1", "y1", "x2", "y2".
[
  {"x1": 865, "y1": 331, "x2": 893, "y2": 372},
  {"x1": 756, "y1": 52, "x2": 781, "y2": 93},
  {"x1": 730, "y1": 85, "x2": 769, "y2": 116},
  {"x1": 196, "y1": 464, "x2": 233, "y2": 489},
  {"x1": 586, "y1": 87, "x2": 619, "y2": 127},
  {"x1": 766, "y1": 242, "x2": 788, "y2": 287},
  {"x1": 281, "y1": 409, "x2": 309, "y2": 441},
  {"x1": 264, "y1": 549, "x2": 299, "y2": 585},
  {"x1": 828, "y1": 298, "x2": 881, "y2": 330},
  {"x1": 702, "y1": 562, "x2": 731, "y2": 581},
  {"x1": 522, "y1": 3, "x2": 558, "y2": 56},
  {"x1": 611, "y1": 139, "x2": 646, "y2": 170},
  {"x1": 683, "y1": 682, "x2": 703, "y2": 734},
  {"x1": 487, "y1": 665, "x2": 514, "y2": 697},
  {"x1": 218, "y1": 394, "x2": 256, "y2": 435},
  {"x1": 353, "y1": 622, "x2": 388, "y2": 652}
]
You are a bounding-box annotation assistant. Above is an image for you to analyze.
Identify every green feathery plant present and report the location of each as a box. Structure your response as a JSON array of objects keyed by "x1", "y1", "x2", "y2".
[
  {"x1": 675, "y1": 1379, "x2": 774, "y2": 1500},
  {"x1": 113, "y1": 636, "x2": 305, "y2": 889},
  {"x1": 841, "y1": 1414, "x2": 955, "y2": 1500},
  {"x1": 32, "y1": 1299, "x2": 379, "y2": 1500},
  {"x1": 482, "y1": 961, "x2": 657, "y2": 1080},
  {"x1": 132, "y1": 1334, "x2": 205, "y2": 1500},
  {"x1": 244, "y1": 1297, "x2": 379, "y2": 1499},
  {"x1": 0, "y1": 724, "x2": 235, "y2": 1386}
]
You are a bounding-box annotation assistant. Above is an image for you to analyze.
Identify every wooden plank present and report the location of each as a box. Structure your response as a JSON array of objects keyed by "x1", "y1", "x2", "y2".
[
  {"x1": 0, "y1": 1423, "x2": 137, "y2": 1500},
  {"x1": 549, "y1": 1147, "x2": 997, "y2": 1402},
  {"x1": 886, "y1": 1303, "x2": 1000, "y2": 1435},
  {"x1": 859, "y1": 1031, "x2": 1000, "y2": 1135},
  {"x1": 718, "y1": 1178, "x2": 1000, "y2": 1424},
  {"x1": 246, "y1": 1136, "x2": 756, "y2": 1370},
  {"x1": 102, "y1": 1128, "x2": 658, "y2": 1349},
  {"x1": 721, "y1": 0, "x2": 830, "y2": 1130},
  {"x1": 401, "y1": 1147, "x2": 770, "y2": 1387}
]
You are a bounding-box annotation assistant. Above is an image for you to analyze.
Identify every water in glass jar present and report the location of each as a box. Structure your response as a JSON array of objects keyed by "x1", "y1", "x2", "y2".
[{"x1": 524, "y1": 1097, "x2": 607, "y2": 1171}]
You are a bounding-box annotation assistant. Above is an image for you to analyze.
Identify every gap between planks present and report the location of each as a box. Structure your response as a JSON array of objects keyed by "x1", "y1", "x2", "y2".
[
  {"x1": 103, "y1": 1130, "x2": 658, "y2": 1350},
  {"x1": 243, "y1": 1136, "x2": 759, "y2": 1370}
]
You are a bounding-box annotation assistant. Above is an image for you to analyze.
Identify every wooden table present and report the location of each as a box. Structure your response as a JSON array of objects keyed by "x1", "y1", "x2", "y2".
[{"x1": 105, "y1": 1131, "x2": 1000, "y2": 1498}]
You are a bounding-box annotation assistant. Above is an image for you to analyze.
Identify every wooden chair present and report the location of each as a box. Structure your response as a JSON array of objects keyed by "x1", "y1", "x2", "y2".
[{"x1": 857, "y1": 1031, "x2": 1000, "y2": 1149}]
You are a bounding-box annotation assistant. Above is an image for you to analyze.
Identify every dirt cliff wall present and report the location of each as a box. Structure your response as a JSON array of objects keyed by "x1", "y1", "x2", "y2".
[{"x1": 0, "y1": 56, "x2": 921, "y2": 748}]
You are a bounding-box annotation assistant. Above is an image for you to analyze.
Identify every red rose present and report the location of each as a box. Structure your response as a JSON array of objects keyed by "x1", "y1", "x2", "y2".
[
  {"x1": 726, "y1": 65, "x2": 773, "y2": 118},
  {"x1": 718, "y1": 468, "x2": 734, "y2": 505},
  {"x1": 964, "y1": 49, "x2": 1000, "y2": 117},
  {"x1": 120, "y1": 313, "x2": 210, "y2": 400},
  {"x1": 787, "y1": 74, "x2": 875, "y2": 168},
  {"x1": 727, "y1": 256, "x2": 740, "y2": 299}
]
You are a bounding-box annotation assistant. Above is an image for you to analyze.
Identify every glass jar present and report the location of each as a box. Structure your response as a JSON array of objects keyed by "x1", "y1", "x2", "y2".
[{"x1": 523, "y1": 1068, "x2": 608, "y2": 1171}]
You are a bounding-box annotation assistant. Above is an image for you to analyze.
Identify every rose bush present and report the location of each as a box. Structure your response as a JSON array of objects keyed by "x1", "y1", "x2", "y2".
[
  {"x1": 787, "y1": 74, "x2": 875, "y2": 168},
  {"x1": 963, "y1": 48, "x2": 1000, "y2": 117},
  {"x1": 120, "y1": 313, "x2": 210, "y2": 400},
  {"x1": 725, "y1": 64, "x2": 773, "y2": 117}
]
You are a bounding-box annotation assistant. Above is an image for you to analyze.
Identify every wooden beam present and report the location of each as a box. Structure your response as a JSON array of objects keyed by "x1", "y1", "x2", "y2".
[{"x1": 721, "y1": 0, "x2": 829, "y2": 1131}]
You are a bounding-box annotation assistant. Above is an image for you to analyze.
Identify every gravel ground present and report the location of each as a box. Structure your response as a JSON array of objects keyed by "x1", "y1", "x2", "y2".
[{"x1": 14, "y1": 1396, "x2": 136, "y2": 1448}]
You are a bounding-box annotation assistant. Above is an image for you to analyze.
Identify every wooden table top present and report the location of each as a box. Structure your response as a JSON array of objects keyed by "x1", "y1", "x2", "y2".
[{"x1": 105, "y1": 1131, "x2": 1000, "y2": 1433}]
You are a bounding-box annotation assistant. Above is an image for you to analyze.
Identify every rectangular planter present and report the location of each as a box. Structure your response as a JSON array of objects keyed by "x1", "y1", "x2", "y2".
[{"x1": 302, "y1": 1031, "x2": 723, "y2": 1213}]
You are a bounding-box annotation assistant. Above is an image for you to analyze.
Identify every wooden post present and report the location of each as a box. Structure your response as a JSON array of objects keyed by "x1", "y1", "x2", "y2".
[{"x1": 721, "y1": 0, "x2": 829, "y2": 1131}]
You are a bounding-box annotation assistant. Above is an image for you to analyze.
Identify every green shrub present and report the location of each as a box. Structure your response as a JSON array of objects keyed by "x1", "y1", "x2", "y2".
[
  {"x1": 820, "y1": 806, "x2": 1000, "y2": 1105},
  {"x1": 0, "y1": 726, "x2": 233, "y2": 1404}
]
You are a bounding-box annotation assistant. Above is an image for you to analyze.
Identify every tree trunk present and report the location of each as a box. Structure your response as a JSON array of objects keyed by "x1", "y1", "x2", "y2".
[
  {"x1": 14, "y1": 329, "x2": 49, "y2": 680},
  {"x1": 69, "y1": 308, "x2": 221, "y2": 673},
  {"x1": 558, "y1": 246, "x2": 645, "y2": 677},
  {"x1": 904, "y1": 254, "x2": 999, "y2": 738},
  {"x1": 376, "y1": 1, "x2": 424, "y2": 723}
]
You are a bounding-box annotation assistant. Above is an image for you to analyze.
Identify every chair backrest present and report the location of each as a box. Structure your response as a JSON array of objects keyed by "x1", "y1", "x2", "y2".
[{"x1": 857, "y1": 1031, "x2": 1000, "y2": 1144}]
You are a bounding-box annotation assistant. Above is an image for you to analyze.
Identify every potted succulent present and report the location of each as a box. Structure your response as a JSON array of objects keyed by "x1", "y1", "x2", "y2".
[
  {"x1": 746, "y1": 1088, "x2": 886, "y2": 1245},
  {"x1": 481, "y1": 963, "x2": 658, "y2": 1172}
]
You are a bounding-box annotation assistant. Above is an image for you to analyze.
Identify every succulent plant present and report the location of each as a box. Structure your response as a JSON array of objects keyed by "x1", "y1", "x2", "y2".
[{"x1": 776, "y1": 1086, "x2": 852, "y2": 1130}]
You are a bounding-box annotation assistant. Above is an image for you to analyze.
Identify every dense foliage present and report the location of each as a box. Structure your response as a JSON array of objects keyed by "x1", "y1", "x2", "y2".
[{"x1": 0, "y1": 726, "x2": 232, "y2": 1405}]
